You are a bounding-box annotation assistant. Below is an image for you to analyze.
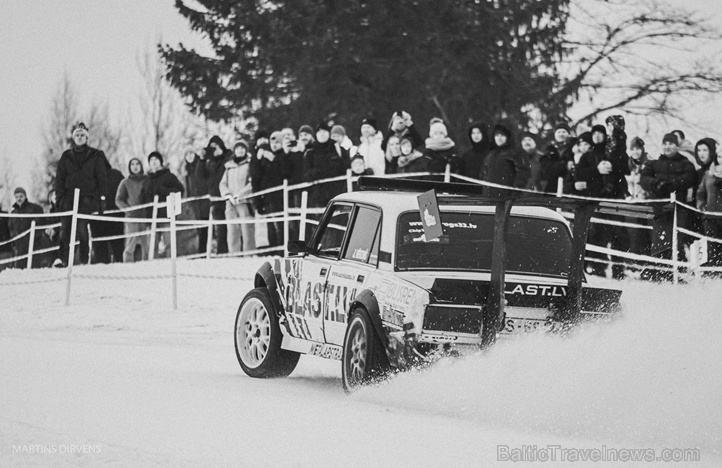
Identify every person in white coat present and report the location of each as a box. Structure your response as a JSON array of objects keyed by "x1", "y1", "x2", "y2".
[
  {"x1": 220, "y1": 142, "x2": 256, "y2": 253},
  {"x1": 356, "y1": 118, "x2": 385, "y2": 176}
]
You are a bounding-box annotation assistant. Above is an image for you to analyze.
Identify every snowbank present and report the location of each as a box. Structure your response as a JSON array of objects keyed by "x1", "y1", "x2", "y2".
[{"x1": 1, "y1": 259, "x2": 720, "y2": 466}]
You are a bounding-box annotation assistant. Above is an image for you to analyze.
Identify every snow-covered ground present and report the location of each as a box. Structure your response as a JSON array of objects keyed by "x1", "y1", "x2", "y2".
[{"x1": 1, "y1": 258, "x2": 720, "y2": 467}]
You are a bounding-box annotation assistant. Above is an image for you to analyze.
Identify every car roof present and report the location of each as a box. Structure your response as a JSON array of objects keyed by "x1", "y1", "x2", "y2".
[{"x1": 332, "y1": 191, "x2": 570, "y2": 224}]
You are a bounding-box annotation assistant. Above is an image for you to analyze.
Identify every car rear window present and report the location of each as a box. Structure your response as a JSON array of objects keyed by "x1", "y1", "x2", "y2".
[{"x1": 396, "y1": 211, "x2": 572, "y2": 277}]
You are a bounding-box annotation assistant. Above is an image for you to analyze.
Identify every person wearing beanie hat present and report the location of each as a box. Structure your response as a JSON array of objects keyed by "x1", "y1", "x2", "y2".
[
  {"x1": 423, "y1": 117, "x2": 456, "y2": 173},
  {"x1": 9, "y1": 186, "x2": 43, "y2": 268},
  {"x1": 249, "y1": 131, "x2": 285, "y2": 249},
  {"x1": 330, "y1": 125, "x2": 346, "y2": 141},
  {"x1": 540, "y1": 121, "x2": 574, "y2": 194},
  {"x1": 221, "y1": 138, "x2": 256, "y2": 254},
  {"x1": 53, "y1": 120, "x2": 108, "y2": 267},
  {"x1": 640, "y1": 133, "x2": 696, "y2": 270},
  {"x1": 554, "y1": 122, "x2": 572, "y2": 134},
  {"x1": 142, "y1": 151, "x2": 184, "y2": 258},
  {"x1": 457, "y1": 122, "x2": 491, "y2": 180},
  {"x1": 519, "y1": 131, "x2": 544, "y2": 191},
  {"x1": 357, "y1": 117, "x2": 385, "y2": 176},
  {"x1": 147, "y1": 151, "x2": 164, "y2": 166},
  {"x1": 382, "y1": 110, "x2": 422, "y2": 152},
  {"x1": 304, "y1": 121, "x2": 350, "y2": 208},
  {"x1": 115, "y1": 158, "x2": 149, "y2": 262},
  {"x1": 482, "y1": 120, "x2": 531, "y2": 197},
  {"x1": 361, "y1": 118, "x2": 377, "y2": 134},
  {"x1": 350, "y1": 154, "x2": 374, "y2": 176}
]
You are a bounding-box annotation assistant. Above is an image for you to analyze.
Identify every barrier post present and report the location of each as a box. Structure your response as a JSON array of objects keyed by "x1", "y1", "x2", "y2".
[
  {"x1": 168, "y1": 193, "x2": 178, "y2": 310},
  {"x1": 346, "y1": 169, "x2": 353, "y2": 193},
  {"x1": 26, "y1": 220, "x2": 36, "y2": 269},
  {"x1": 148, "y1": 195, "x2": 159, "y2": 261},
  {"x1": 206, "y1": 198, "x2": 213, "y2": 259},
  {"x1": 299, "y1": 191, "x2": 308, "y2": 242},
  {"x1": 556, "y1": 177, "x2": 564, "y2": 197},
  {"x1": 444, "y1": 164, "x2": 451, "y2": 183},
  {"x1": 65, "y1": 189, "x2": 80, "y2": 306},
  {"x1": 671, "y1": 193, "x2": 679, "y2": 285},
  {"x1": 283, "y1": 180, "x2": 290, "y2": 257}
]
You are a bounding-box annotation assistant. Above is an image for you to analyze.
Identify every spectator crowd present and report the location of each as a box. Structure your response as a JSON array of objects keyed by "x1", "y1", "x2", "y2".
[{"x1": 1, "y1": 111, "x2": 721, "y2": 280}]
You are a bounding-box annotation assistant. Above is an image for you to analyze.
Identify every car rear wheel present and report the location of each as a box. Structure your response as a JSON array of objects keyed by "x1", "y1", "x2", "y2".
[
  {"x1": 234, "y1": 288, "x2": 299, "y2": 378},
  {"x1": 342, "y1": 308, "x2": 389, "y2": 392}
]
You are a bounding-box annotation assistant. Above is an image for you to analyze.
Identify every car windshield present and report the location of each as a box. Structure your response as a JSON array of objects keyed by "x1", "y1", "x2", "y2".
[{"x1": 395, "y1": 211, "x2": 572, "y2": 277}]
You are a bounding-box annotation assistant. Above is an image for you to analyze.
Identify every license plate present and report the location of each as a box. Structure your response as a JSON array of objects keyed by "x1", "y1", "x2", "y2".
[{"x1": 501, "y1": 318, "x2": 562, "y2": 335}]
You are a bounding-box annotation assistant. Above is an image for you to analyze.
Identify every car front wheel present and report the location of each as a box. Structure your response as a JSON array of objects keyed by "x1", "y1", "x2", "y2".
[{"x1": 234, "y1": 288, "x2": 299, "y2": 378}]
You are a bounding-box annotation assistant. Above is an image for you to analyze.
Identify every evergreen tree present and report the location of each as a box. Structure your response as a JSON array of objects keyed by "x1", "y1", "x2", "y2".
[{"x1": 161, "y1": 0, "x2": 570, "y2": 139}]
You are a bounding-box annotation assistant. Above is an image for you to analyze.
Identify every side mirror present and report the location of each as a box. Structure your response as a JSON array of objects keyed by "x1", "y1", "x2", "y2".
[{"x1": 287, "y1": 240, "x2": 307, "y2": 255}]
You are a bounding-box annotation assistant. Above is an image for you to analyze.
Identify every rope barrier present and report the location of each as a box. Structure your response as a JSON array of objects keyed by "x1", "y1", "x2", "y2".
[{"x1": 0, "y1": 276, "x2": 67, "y2": 286}]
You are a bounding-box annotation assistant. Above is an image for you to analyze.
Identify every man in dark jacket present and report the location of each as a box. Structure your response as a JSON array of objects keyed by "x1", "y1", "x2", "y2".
[
  {"x1": 481, "y1": 121, "x2": 531, "y2": 197},
  {"x1": 303, "y1": 122, "x2": 350, "y2": 208},
  {"x1": 251, "y1": 131, "x2": 286, "y2": 248},
  {"x1": 641, "y1": 133, "x2": 697, "y2": 264},
  {"x1": 91, "y1": 159, "x2": 125, "y2": 264},
  {"x1": 183, "y1": 148, "x2": 210, "y2": 254},
  {"x1": 540, "y1": 122, "x2": 574, "y2": 194},
  {"x1": 9, "y1": 187, "x2": 44, "y2": 268},
  {"x1": 196, "y1": 135, "x2": 230, "y2": 254},
  {"x1": 0, "y1": 207, "x2": 11, "y2": 271},
  {"x1": 54, "y1": 122, "x2": 108, "y2": 267},
  {"x1": 456, "y1": 122, "x2": 491, "y2": 180},
  {"x1": 142, "y1": 152, "x2": 184, "y2": 258}
]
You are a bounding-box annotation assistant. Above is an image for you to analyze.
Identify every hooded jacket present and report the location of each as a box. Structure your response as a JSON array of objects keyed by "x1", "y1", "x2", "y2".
[
  {"x1": 696, "y1": 164, "x2": 722, "y2": 215},
  {"x1": 196, "y1": 136, "x2": 231, "y2": 198},
  {"x1": 694, "y1": 138, "x2": 717, "y2": 186},
  {"x1": 482, "y1": 121, "x2": 531, "y2": 196},
  {"x1": 115, "y1": 158, "x2": 148, "y2": 217},
  {"x1": 456, "y1": 122, "x2": 491, "y2": 179}
]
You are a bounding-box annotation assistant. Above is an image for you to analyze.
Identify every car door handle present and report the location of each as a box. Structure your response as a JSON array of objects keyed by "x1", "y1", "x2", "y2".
[{"x1": 320, "y1": 268, "x2": 327, "y2": 276}]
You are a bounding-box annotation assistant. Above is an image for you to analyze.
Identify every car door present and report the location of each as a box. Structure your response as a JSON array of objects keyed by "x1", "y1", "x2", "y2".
[
  {"x1": 289, "y1": 203, "x2": 353, "y2": 343},
  {"x1": 325, "y1": 205, "x2": 382, "y2": 345}
]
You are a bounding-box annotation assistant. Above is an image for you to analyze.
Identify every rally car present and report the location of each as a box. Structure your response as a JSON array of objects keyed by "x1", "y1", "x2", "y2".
[{"x1": 234, "y1": 178, "x2": 622, "y2": 391}]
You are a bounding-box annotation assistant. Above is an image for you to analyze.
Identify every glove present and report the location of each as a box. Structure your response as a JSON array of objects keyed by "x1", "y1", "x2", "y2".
[{"x1": 655, "y1": 180, "x2": 673, "y2": 194}]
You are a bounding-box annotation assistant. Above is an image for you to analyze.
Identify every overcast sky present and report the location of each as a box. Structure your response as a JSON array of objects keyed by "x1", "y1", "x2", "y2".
[{"x1": 1, "y1": 0, "x2": 721, "y2": 196}]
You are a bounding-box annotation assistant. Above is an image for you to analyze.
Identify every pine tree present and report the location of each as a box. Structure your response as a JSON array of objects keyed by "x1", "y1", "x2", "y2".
[{"x1": 161, "y1": 0, "x2": 570, "y2": 140}]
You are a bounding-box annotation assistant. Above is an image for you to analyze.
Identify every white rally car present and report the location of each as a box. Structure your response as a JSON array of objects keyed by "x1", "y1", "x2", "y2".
[{"x1": 234, "y1": 178, "x2": 622, "y2": 391}]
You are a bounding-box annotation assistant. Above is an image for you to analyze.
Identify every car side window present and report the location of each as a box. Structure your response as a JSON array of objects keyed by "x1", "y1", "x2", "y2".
[
  {"x1": 343, "y1": 206, "x2": 381, "y2": 265},
  {"x1": 314, "y1": 204, "x2": 353, "y2": 259}
]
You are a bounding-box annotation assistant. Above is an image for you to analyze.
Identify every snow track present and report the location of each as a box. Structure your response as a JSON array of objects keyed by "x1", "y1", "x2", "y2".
[{"x1": 1, "y1": 258, "x2": 720, "y2": 466}]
